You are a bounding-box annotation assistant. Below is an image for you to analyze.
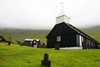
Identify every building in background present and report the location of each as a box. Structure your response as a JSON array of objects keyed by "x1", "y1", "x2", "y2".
[
  {"x1": 0, "y1": 36, "x2": 17, "y2": 44},
  {"x1": 22, "y1": 38, "x2": 45, "y2": 47}
]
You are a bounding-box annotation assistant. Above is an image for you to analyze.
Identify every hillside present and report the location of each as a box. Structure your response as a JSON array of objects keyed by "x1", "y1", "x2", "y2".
[
  {"x1": 0, "y1": 27, "x2": 100, "y2": 43},
  {"x1": 0, "y1": 29, "x2": 50, "y2": 44},
  {"x1": 81, "y1": 27, "x2": 100, "y2": 41}
]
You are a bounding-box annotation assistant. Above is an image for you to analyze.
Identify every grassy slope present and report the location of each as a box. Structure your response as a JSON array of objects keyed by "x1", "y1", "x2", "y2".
[
  {"x1": 81, "y1": 27, "x2": 100, "y2": 41},
  {"x1": 0, "y1": 27, "x2": 100, "y2": 44},
  {"x1": 0, "y1": 29, "x2": 50, "y2": 44},
  {"x1": 0, "y1": 43, "x2": 100, "y2": 67}
]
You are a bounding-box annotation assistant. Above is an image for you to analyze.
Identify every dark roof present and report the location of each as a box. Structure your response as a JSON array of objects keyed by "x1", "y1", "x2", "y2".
[
  {"x1": 46, "y1": 22, "x2": 99, "y2": 44},
  {"x1": 0, "y1": 36, "x2": 17, "y2": 43},
  {"x1": 66, "y1": 23, "x2": 99, "y2": 43}
]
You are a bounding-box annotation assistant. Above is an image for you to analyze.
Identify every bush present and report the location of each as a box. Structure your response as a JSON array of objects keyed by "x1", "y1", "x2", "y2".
[{"x1": 16, "y1": 41, "x2": 21, "y2": 45}]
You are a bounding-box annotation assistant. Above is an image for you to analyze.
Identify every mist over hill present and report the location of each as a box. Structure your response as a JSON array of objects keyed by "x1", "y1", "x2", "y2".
[
  {"x1": 0, "y1": 24, "x2": 100, "y2": 30},
  {"x1": 0, "y1": 26, "x2": 100, "y2": 43}
]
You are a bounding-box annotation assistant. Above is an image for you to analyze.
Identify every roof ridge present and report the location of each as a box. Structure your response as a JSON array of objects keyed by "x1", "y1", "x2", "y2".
[{"x1": 66, "y1": 23, "x2": 99, "y2": 43}]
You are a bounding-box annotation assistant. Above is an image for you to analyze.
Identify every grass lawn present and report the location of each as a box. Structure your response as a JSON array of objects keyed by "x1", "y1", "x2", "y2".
[{"x1": 0, "y1": 43, "x2": 100, "y2": 67}]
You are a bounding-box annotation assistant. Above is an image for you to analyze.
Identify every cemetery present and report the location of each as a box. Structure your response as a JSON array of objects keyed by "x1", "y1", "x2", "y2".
[
  {"x1": 0, "y1": 43, "x2": 100, "y2": 67},
  {"x1": 0, "y1": 10, "x2": 100, "y2": 50},
  {"x1": 0, "y1": 2, "x2": 100, "y2": 67}
]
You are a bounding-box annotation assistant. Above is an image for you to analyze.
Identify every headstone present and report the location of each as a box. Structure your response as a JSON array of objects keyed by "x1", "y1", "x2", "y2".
[
  {"x1": 55, "y1": 44, "x2": 60, "y2": 50},
  {"x1": 82, "y1": 41, "x2": 87, "y2": 49},
  {"x1": 41, "y1": 53, "x2": 51, "y2": 67},
  {"x1": 8, "y1": 41, "x2": 11, "y2": 45},
  {"x1": 20, "y1": 43, "x2": 23, "y2": 46}
]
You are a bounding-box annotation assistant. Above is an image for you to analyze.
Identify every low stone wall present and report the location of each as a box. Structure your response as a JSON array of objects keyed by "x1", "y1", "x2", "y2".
[
  {"x1": 37, "y1": 45, "x2": 47, "y2": 48},
  {"x1": 20, "y1": 43, "x2": 31, "y2": 46}
]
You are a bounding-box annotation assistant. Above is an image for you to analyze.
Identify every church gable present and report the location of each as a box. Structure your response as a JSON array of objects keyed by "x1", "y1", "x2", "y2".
[{"x1": 46, "y1": 22, "x2": 77, "y2": 38}]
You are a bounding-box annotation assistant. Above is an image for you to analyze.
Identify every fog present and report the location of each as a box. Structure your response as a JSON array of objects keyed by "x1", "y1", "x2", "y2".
[{"x1": 0, "y1": 0, "x2": 100, "y2": 29}]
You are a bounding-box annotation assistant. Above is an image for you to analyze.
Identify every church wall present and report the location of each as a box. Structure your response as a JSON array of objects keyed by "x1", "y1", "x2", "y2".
[
  {"x1": 47, "y1": 37, "x2": 56, "y2": 48},
  {"x1": 61, "y1": 34, "x2": 76, "y2": 47},
  {"x1": 47, "y1": 34, "x2": 77, "y2": 48}
]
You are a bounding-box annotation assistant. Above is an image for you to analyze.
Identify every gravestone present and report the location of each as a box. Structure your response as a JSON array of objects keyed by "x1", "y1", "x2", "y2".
[
  {"x1": 8, "y1": 41, "x2": 11, "y2": 45},
  {"x1": 41, "y1": 53, "x2": 51, "y2": 67},
  {"x1": 55, "y1": 44, "x2": 60, "y2": 50},
  {"x1": 82, "y1": 41, "x2": 87, "y2": 49},
  {"x1": 20, "y1": 43, "x2": 23, "y2": 46}
]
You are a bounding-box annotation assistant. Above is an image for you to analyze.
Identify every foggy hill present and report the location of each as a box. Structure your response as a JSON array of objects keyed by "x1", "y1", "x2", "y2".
[{"x1": 0, "y1": 26, "x2": 100, "y2": 42}]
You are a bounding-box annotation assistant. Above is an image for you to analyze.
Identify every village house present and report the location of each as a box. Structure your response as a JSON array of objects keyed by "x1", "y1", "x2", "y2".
[
  {"x1": 22, "y1": 38, "x2": 45, "y2": 47},
  {"x1": 0, "y1": 36, "x2": 16, "y2": 44},
  {"x1": 46, "y1": 10, "x2": 100, "y2": 49}
]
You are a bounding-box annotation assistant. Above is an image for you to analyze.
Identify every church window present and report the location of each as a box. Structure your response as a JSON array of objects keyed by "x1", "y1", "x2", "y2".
[
  {"x1": 0, "y1": 38, "x2": 2, "y2": 41},
  {"x1": 57, "y1": 36, "x2": 61, "y2": 42}
]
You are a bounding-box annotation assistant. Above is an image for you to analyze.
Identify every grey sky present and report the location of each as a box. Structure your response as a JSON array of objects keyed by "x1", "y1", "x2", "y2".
[{"x1": 0, "y1": 0, "x2": 100, "y2": 29}]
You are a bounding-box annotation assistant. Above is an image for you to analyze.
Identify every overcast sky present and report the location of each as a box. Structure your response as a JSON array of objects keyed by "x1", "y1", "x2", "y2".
[{"x1": 0, "y1": 0, "x2": 100, "y2": 29}]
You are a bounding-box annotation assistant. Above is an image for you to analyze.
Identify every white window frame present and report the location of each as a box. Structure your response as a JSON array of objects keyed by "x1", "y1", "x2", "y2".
[
  {"x1": 57, "y1": 36, "x2": 61, "y2": 42},
  {"x1": 0, "y1": 38, "x2": 2, "y2": 41},
  {"x1": 80, "y1": 35, "x2": 82, "y2": 46}
]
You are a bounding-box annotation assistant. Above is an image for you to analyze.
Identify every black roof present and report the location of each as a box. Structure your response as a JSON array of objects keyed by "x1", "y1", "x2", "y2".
[{"x1": 46, "y1": 22, "x2": 99, "y2": 44}]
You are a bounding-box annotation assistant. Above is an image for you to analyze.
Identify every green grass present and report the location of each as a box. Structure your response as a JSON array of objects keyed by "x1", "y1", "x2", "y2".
[{"x1": 0, "y1": 43, "x2": 100, "y2": 67}]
